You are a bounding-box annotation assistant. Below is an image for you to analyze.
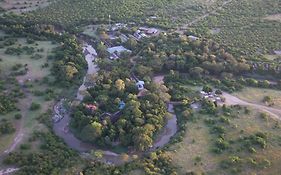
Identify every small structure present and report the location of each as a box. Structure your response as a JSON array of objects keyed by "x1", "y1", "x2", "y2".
[
  {"x1": 107, "y1": 46, "x2": 132, "y2": 60},
  {"x1": 120, "y1": 34, "x2": 129, "y2": 43},
  {"x1": 100, "y1": 111, "x2": 122, "y2": 123},
  {"x1": 188, "y1": 35, "x2": 199, "y2": 41},
  {"x1": 136, "y1": 81, "x2": 145, "y2": 90},
  {"x1": 146, "y1": 28, "x2": 158, "y2": 35},
  {"x1": 118, "y1": 101, "x2": 126, "y2": 110},
  {"x1": 134, "y1": 30, "x2": 147, "y2": 40},
  {"x1": 85, "y1": 104, "x2": 97, "y2": 112},
  {"x1": 149, "y1": 16, "x2": 157, "y2": 19},
  {"x1": 274, "y1": 50, "x2": 281, "y2": 55},
  {"x1": 110, "y1": 23, "x2": 127, "y2": 31}
]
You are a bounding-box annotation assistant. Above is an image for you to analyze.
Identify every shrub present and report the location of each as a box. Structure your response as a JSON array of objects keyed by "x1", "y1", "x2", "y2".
[
  {"x1": 30, "y1": 102, "x2": 41, "y2": 110},
  {"x1": 14, "y1": 113, "x2": 22, "y2": 120}
]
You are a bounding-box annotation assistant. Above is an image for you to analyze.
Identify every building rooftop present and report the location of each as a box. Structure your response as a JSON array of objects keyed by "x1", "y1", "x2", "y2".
[{"x1": 107, "y1": 46, "x2": 131, "y2": 54}]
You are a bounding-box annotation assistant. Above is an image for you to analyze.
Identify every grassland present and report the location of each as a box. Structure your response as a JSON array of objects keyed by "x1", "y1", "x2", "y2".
[
  {"x1": 196, "y1": 0, "x2": 281, "y2": 56},
  {"x1": 233, "y1": 87, "x2": 281, "y2": 109},
  {"x1": 0, "y1": 39, "x2": 56, "y2": 78},
  {"x1": 168, "y1": 108, "x2": 281, "y2": 174},
  {"x1": 0, "y1": 32, "x2": 60, "y2": 153}
]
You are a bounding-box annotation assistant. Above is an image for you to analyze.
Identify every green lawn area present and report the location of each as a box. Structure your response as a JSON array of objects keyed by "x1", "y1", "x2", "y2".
[
  {"x1": 233, "y1": 87, "x2": 281, "y2": 109},
  {"x1": 0, "y1": 38, "x2": 57, "y2": 78},
  {"x1": 168, "y1": 108, "x2": 281, "y2": 174}
]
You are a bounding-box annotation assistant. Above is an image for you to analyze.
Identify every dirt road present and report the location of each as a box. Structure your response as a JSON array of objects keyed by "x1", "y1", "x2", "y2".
[{"x1": 223, "y1": 92, "x2": 281, "y2": 120}]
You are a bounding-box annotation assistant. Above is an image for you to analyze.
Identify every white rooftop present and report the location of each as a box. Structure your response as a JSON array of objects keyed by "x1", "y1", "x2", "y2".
[{"x1": 107, "y1": 46, "x2": 131, "y2": 54}]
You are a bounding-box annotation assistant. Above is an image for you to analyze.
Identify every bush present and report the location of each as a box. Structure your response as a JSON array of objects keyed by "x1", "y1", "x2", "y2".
[
  {"x1": 20, "y1": 144, "x2": 31, "y2": 150},
  {"x1": 14, "y1": 113, "x2": 22, "y2": 120},
  {"x1": 30, "y1": 102, "x2": 41, "y2": 111}
]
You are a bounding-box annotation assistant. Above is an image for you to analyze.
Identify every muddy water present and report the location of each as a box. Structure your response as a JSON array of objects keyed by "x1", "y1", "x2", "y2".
[{"x1": 152, "y1": 104, "x2": 177, "y2": 149}]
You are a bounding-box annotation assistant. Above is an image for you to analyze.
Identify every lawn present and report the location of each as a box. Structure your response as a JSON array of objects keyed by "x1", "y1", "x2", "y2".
[
  {"x1": 233, "y1": 87, "x2": 281, "y2": 109},
  {"x1": 168, "y1": 108, "x2": 281, "y2": 174}
]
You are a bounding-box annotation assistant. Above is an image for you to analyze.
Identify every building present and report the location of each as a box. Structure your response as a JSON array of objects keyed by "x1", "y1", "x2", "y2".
[
  {"x1": 107, "y1": 46, "x2": 132, "y2": 60},
  {"x1": 274, "y1": 50, "x2": 281, "y2": 55},
  {"x1": 139, "y1": 27, "x2": 158, "y2": 35},
  {"x1": 188, "y1": 35, "x2": 199, "y2": 41},
  {"x1": 136, "y1": 81, "x2": 145, "y2": 90},
  {"x1": 118, "y1": 101, "x2": 126, "y2": 110},
  {"x1": 146, "y1": 28, "x2": 158, "y2": 35}
]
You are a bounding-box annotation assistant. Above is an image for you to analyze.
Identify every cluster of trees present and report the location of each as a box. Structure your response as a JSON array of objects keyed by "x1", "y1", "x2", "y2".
[
  {"x1": 0, "y1": 119, "x2": 15, "y2": 135},
  {"x1": 50, "y1": 36, "x2": 87, "y2": 85},
  {"x1": 4, "y1": 45, "x2": 36, "y2": 55},
  {"x1": 71, "y1": 57, "x2": 170, "y2": 151},
  {"x1": 28, "y1": 0, "x2": 215, "y2": 29},
  {"x1": 136, "y1": 33, "x2": 250, "y2": 78},
  {"x1": 196, "y1": 0, "x2": 281, "y2": 56},
  {"x1": 0, "y1": 94, "x2": 17, "y2": 114},
  {"x1": 82, "y1": 151, "x2": 177, "y2": 175},
  {"x1": 4, "y1": 131, "x2": 78, "y2": 174}
]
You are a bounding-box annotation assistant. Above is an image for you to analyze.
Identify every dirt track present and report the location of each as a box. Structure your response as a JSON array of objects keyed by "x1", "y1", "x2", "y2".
[{"x1": 223, "y1": 92, "x2": 281, "y2": 120}]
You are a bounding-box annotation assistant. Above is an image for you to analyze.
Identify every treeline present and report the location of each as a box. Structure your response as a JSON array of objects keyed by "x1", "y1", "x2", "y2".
[
  {"x1": 83, "y1": 151, "x2": 177, "y2": 175},
  {"x1": 135, "y1": 33, "x2": 250, "y2": 78}
]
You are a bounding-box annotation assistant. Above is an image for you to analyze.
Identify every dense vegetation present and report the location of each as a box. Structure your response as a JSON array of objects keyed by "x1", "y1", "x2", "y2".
[
  {"x1": 1, "y1": 1, "x2": 281, "y2": 174},
  {"x1": 4, "y1": 131, "x2": 78, "y2": 174},
  {"x1": 72, "y1": 57, "x2": 170, "y2": 151},
  {"x1": 196, "y1": 0, "x2": 281, "y2": 56},
  {"x1": 136, "y1": 33, "x2": 251, "y2": 76},
  {"x1": 28, "y1": 0, "x2": 225, "y2": 28}
]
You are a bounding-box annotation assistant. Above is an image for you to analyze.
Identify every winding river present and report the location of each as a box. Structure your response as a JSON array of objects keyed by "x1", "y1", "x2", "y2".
[{"x1": 53, "y1": 43, "x2": 178, "y2": 164}]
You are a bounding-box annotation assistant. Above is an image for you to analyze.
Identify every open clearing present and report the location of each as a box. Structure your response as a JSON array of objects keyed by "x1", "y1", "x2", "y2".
[
  {"x1": 233, "y1": 87, "x2": 281, "y2": 110},
  {"x1": 0, "y1": 33, "x2": 60, "y2": 155},
  {"x1": 168, "y1": 109, "x2": 281, "y2": 174}
]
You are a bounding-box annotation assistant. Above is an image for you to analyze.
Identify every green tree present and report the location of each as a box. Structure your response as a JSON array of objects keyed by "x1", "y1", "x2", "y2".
[{"x1": 115, "y1": 79, "x2": 125, "y2": 91}]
